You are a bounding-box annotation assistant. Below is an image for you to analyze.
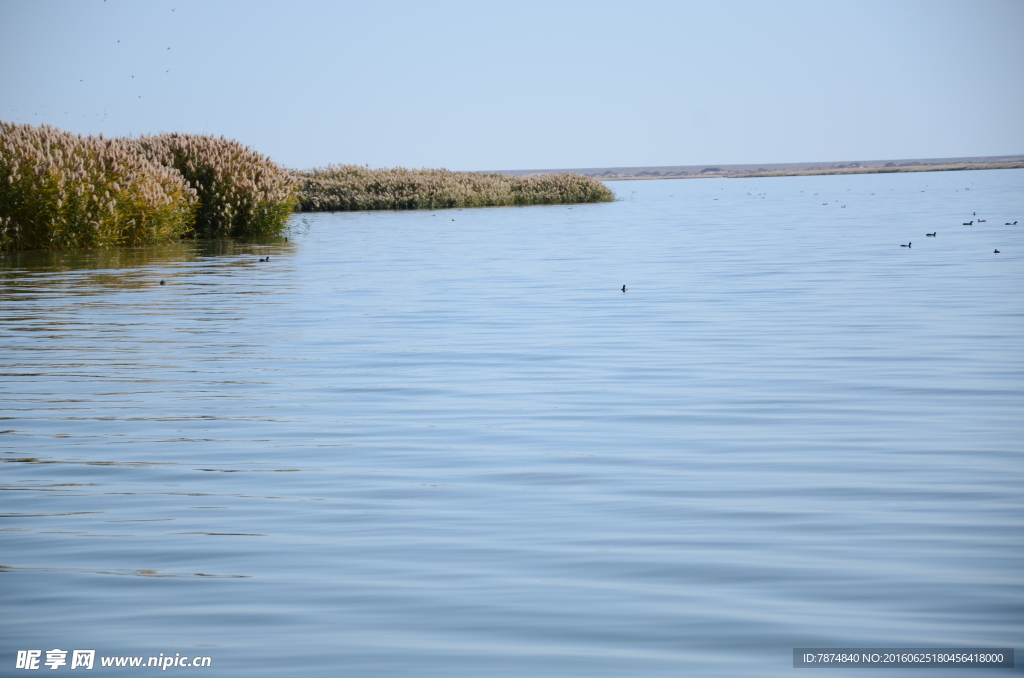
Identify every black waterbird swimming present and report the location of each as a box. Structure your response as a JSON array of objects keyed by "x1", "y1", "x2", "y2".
[{"x1": 621, "y1": 285, "x2": 627, "y2": 293}]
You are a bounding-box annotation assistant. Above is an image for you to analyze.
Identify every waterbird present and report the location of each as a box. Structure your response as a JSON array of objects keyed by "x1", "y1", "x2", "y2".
[
  {"x1": 978, "y1": 219, "x2": 986, "y2": 223},
  {"x1": 159, "y1": 280, "x2": 165, "y2": 285},
  {"x1": 926, "y1": 232, "x2": 936, "y2": 237},
  {"x1": 963, "y1": 221, "x2": 973, "y2": 226},
  {"x1": 994, "y1": 249, "x2": 1000, "y2": 254},
  {"x1": 259, "y1": 257, "x2": 269, "y2": 262},
  {"x1": 621, "y1": 285, "x2": 627, "y2": 293},
  {"x1": 901, "y1": 242, "x2": 911, "y2": 248}
]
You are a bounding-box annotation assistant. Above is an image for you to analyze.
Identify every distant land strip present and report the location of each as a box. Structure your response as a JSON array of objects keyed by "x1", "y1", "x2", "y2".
[{"x1": 485, "y1": 155, "x2": 1024, "y2": 181}]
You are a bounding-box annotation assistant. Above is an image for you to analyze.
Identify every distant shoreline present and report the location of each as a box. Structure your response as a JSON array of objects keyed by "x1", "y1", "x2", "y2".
[
  {"x1": 638, "y1": 160, "x2": 1024, "y2": 180},
  {"x1": 485, "y1": 155, "x2": 1024, "y2": 181}
]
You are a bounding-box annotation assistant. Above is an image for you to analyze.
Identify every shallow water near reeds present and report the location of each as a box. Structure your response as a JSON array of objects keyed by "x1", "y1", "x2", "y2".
[{"x1": 2, "y1": 170, "x2": 1023, "y2": 676}]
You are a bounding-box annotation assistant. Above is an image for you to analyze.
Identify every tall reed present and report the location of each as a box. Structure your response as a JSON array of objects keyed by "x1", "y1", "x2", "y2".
[
  {"x1": 135, "y1": 133, "x2": 296, "y2": 238},
  {"x1": 0, "y1": 122, "x2": 196, "y2": 251},
  {"x1": 3, "y1": 121, "x2": 614, "y2": 252},
  {"x1": 293, "y1": 165, "x2": 615, "y2": 212}
]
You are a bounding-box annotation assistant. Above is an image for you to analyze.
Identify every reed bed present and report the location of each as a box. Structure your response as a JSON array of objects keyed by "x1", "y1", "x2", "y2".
[
  {"x1": 0, "y1": 122, "x2": 197, "y2": 251},
  {"x1": 135, "y1": 133, "x2": 296, "y2": 238},
  {"x1": 3, "y1": 121, "x2": 614, "y2": 252},
  {"x1": 293, "y1": 165, "x2": 615, "y2": 212},
  {"x1": 1, "y1": 123, "x2": 295, "y2": 251}
]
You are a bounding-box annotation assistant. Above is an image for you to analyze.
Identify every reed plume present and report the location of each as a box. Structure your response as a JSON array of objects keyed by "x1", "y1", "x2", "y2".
[
  {"x1": 0, "y1": 121, "x2": 196, "y2": 251},
  {"x1": 135, "y1": 133, "x2": 296, "y2": 238}
]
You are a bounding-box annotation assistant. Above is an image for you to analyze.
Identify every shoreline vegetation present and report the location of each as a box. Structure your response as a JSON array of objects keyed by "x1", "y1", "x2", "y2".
[
  {"x1": 293, "y1": 165, "x2": 614, "y2": 212},
  {"x1": 1, "y1": 121, "x2": 613, "y2": 252},
  {"x1": 491, "y1": 156, "x2": 1024, "y2": 181},
  {"x1": 725, "y1": 160, "x2": 1024, "y2": 179},
  {"x1": 1, "y1": 122, "x2": 295, "y2": 251}
]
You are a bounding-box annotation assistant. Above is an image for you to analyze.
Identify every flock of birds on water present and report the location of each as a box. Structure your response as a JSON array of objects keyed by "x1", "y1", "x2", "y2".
[
  {"x1": 631, "y1": 186, "x2": 1016, "y2": 294},
  {"x1": 777, "y1": 185, "x2": 1013, "y2": 257},
  {"x1": 901, "y1": 212, "x2": 1015, "y2": 253}
]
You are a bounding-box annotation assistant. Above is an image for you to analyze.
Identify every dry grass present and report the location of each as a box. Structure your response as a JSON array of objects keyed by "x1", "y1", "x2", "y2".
[{"x1": 293, "y1": 164, "x2": 614, "y2": 212}]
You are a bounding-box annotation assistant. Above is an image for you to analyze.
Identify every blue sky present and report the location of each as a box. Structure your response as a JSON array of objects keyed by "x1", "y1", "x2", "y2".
[{"x1": 2, "y1": 0, "x2": 1022, "y2": 170}]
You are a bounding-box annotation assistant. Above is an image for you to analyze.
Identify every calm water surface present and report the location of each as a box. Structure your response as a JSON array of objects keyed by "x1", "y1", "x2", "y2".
[{"x1": 2, "y1": 170, "x2": 1023, "y2": 676}]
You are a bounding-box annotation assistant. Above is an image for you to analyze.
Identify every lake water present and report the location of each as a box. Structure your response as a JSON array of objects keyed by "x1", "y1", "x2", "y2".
[{"x1": 2, "y1": 170, "x2": 1022, "y2": 676}]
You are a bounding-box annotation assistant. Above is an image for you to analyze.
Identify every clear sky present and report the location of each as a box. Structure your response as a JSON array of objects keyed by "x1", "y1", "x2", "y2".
[{"x1": 2, "y1": 0, "x2": 1022, "y2": 171}]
